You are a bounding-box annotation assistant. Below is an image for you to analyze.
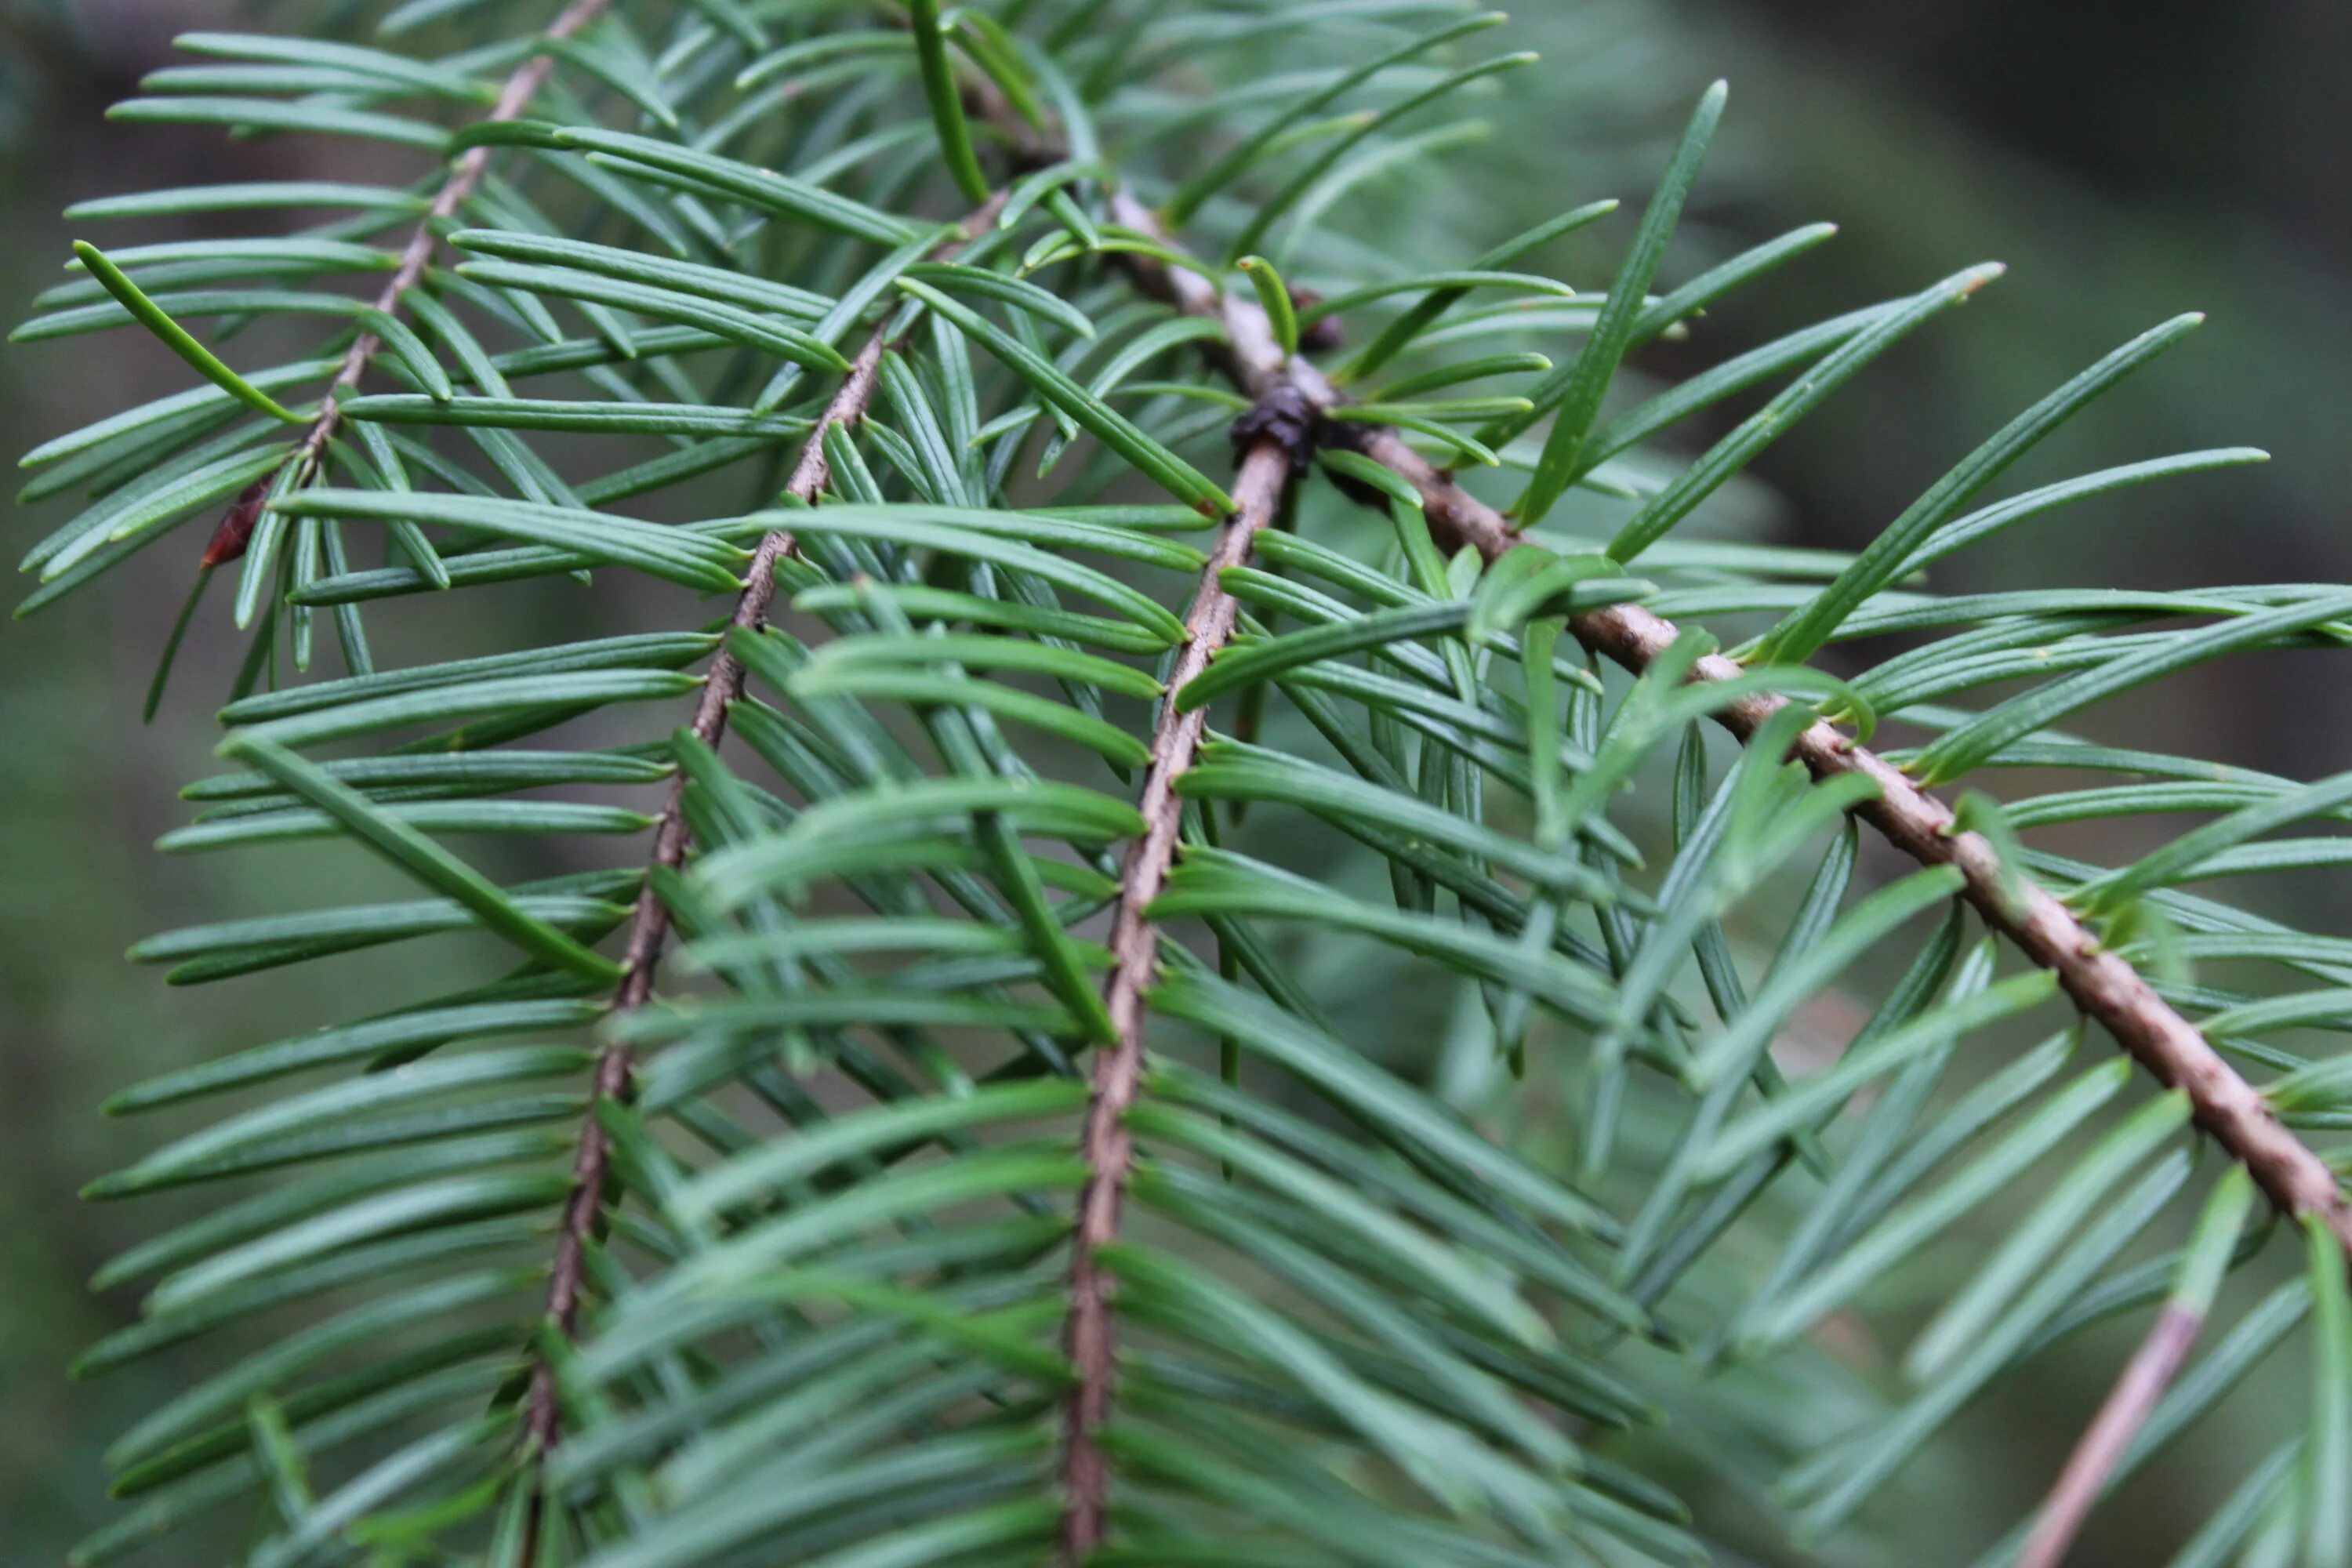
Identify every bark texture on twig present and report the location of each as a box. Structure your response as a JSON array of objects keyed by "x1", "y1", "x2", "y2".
[
  {"x1": 198, "y1": 0, "x2": 618, "y2": 568},
  {"x1": 291, "y1": 0, "x2": 615, "y2": 480},
  {"x1": 1100, "y1": 190, "x2": 2352, "y2": 1258},
  {"x1": 522, "y1": 193, "x2": 1008, "y2": 1500},
  {"x1": 1060, "y1": 434, "x2": 1297, "y2": 1559},
  {"x1": 2015, "y1": 1303, "x2": 2205, "y2": 1568}
]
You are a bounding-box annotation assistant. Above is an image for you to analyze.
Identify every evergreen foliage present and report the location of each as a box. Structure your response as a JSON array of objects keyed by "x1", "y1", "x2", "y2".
[{"x1": 12, "y1": 2, "x2": 2349, "y2": 1564}]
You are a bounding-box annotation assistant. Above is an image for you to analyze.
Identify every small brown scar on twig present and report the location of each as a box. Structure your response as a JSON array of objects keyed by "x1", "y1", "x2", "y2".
[{"x1": 1228, "y1": 383, "x2": 1324, "y2": 475}]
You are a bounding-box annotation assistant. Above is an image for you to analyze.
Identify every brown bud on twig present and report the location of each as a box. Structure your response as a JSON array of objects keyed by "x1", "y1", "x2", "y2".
[
  {"x1": 1229, "y1": 383, "x2": 1324, "y2": 475},
  {"x1": 1287, "y1": 289, "x2": 1345, "y2": 354},
  {"x1": 198, "y1": 474, "x2": 278, "y2": 571}
]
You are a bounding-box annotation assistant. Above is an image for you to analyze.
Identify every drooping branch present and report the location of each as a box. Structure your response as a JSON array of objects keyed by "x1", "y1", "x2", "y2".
[
  {"x1": 1098, "y1": 191, "x2": 2352, "y2": 1258},
  {"x1": 522, "y1": 191, "x2": 1009, "y2": 1475},
  {"x1": 1062, "y1": 431, "x2": 1300, "y2": 1559}
]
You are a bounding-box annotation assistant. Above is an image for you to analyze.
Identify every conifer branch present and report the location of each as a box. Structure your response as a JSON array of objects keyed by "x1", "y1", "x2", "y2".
[
  {"x1": 973, "y1": 93, "x2": 1324, "y2": 1554},
  {"x1": 520, "y1": 191, "x2": 1011, "y2": 1488},
  {"x1": 288, "y1": 0, "x2": 615, "y2": 483},
  {"x1": 1062, "y1": 430, "x2": 1298, "y2": 1559},
  {"x1": 195, "y1": 0, "x2": 618, "y2": 569},
  {"x1": 42, "y1": 9, "x2": 2352, "y2": 1563},
  {"x1": 1098, "y1": 191, "x2": 2352, "y2": 1259}
]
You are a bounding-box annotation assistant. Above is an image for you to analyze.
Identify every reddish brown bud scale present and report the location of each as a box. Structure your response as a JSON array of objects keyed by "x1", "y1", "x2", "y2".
[{"x1": 198, "y1": 474, "x2": 277, "y2": 571}]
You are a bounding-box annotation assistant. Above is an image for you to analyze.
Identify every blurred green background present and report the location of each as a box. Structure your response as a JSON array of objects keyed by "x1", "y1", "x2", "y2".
[{"x1": 1, "y1": 0, "x2": 2343, "y2": 1560}]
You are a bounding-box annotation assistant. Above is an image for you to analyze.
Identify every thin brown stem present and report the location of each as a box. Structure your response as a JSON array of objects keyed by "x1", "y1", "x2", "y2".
[
  {"x1": 1099, "y1": 190, "x2": 2352, "y2": 1258},
  {"x1": 1403, "y1": 463, "x2": 2352, "y2": 1254},
  {"x1": 2014, "y1": 1302, "x2": 2205, "y2": 1568},
  {"x1": 1061, "y1": 435, "x2": 1298, "y2": 1560},
  {"x1": 288, "y1": 0, "x2": 615, "y2": 482},
  {"x1": 521, "y1": 192, "x2": 1010, "y2": 1501}
]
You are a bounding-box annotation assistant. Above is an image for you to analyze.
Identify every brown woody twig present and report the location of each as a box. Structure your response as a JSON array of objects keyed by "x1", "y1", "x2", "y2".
[
  {"x1": 521, "y1": 191, "x2": 1011, "y2": 1503},
  {"x1": 2015, "y1": 1301, "x2": 2205, "y2": 1568},
  {"x1": 1098, "y1": 189, "x2": 2352, "y2": 1261},
  {"x1": 1061, "y1": 432, "x2": 1298, "y2": 1559},
  {"x1": 283, "y1": 0, "x2": 613, "y2": 497}
]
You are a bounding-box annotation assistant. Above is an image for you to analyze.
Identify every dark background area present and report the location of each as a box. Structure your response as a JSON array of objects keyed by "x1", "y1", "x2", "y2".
[
  {"x1": 1683, "y1": 0, "x2": 2351, "y2": 785},
  {"x1": 0, "y1": 1, "x2": 2343, "y2": 1560}
]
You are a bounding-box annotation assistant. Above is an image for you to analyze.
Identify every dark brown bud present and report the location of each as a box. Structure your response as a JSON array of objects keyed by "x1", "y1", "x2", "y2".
[
  {"x1": 198, "y1": 474, "x2": 278, "y2": 571},
  {"x1": 1287, "y1": 289, "x2": 1345, "y2": 354}
]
